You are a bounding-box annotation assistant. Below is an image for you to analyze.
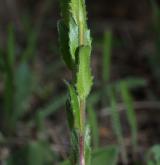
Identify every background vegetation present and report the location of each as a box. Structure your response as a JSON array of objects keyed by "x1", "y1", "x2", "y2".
[{"x1": 0, "y1": 0, "x2": 160, "y2": 164}]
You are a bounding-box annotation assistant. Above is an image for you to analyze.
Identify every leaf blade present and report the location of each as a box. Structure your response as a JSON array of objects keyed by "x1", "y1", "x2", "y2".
[{"x1": 76, "y1": 46, "x2": 93, "y2": 100}]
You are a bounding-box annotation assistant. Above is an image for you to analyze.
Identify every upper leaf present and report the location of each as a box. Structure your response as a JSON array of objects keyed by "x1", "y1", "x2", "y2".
[
  {"x1": 65, "y1": 81, "x2": 81, "y2": 129},
  {"x1": 59, "y1": 0, "x2": 92, "y2": 68},
  {"x1": 58, "y1": 20, "x2": 73, "y2": 69},
  {"x1": 69, "y1": 0, "x2": 87, "y2": 27},
  {"x1": 76, "y1": 46, "x2": 93, "y2": 100},
  {"x1": 68, "y1": 0, "x2": 91, "y2": 61},
  {"x1": 69, "y1": 17, "x2": 79, "y2": 61}
]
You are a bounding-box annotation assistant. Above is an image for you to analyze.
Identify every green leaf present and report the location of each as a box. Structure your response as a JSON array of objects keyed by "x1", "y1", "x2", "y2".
[
  {"x1": 70, "y1": 129, "x2": 79, "y2": 164},
  {"x1": 76, "y1": 46, "x2": 93, "y2": 100},
  {"x1": 120, "y1": 81, "x2": 138, "y2": 151},
  {"x1": 69, "y1": 0, "x2": 91, "y2": 47},
  {"x1": 59, "y1": 0, "x2": 92, "y2": 68},
  {"x1": 66, "y1": 99, "x2": 75, "y2": 130},
  {"x1": 92, "y1": 146, "x2": 119, "y2": 165},
  {"x1": 65, "y1": 81, "x2": 80, "y2": 129},
  {"x1": 69, "y1": 17, "x2": 79, "y2": 61},
  {"x1": 58, "y1": 20, "x2": 73, "y2": 69}
]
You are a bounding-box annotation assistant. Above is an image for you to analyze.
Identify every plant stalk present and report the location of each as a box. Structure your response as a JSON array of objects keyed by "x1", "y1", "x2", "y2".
[
  {"x1": 78, "y1": 0, "x2": 86, "y2": 161},
  {"x1": 58, "y1": 0, "x2": 92, "y2": 164},
  {"x1": 79, "y1": 99, "x2": 86, "y2": 165},
  {"x1": 80, "y1": 135, "x2": 85, "y2": 165}
]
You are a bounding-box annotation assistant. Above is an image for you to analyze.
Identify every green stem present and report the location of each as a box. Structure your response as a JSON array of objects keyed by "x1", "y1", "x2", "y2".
[
  {"x1": 78, "y1": 0, "x2": 86, "y2": 162},
  {"x1": 79, "y1": 99, "x2": 86, "y2": 165},
  {"x1": 80, "y1": 135, "x2": 85, "y2": 165},
  {"x1": 80, "y1": 100, "x2": 85, "y2": 133}
]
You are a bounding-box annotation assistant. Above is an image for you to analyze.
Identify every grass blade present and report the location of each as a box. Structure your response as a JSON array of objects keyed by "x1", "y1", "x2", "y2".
[
  {"x1": 108, "y1": 88, "x2": 128, "y2": 165},
  {"x1": 120, "y1": 81, "x2": 138, "y2": 152}
]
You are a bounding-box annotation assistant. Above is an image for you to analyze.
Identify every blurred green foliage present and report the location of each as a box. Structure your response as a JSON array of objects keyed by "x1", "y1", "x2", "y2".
[
  {"x1": 147, "y1": 145, "x2": 160, "y2": 165},
  {"x1": 0, "y1": 22, "x2": 66, "y2": 164},
  {"x1": 0, "y1": 0, "x2": 160, "y2": 164}
]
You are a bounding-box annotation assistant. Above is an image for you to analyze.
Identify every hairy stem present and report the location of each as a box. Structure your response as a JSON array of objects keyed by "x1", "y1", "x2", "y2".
[
  {"x1": 80, "y1": 100, "x2": 85, "y2": 132},
  {"x1": 79, "y1": 100, "x2": 86, "y2": 165},
  {"x1": 80, "y1": 135, "x2": 85, "y2": 165},
  {"x1": 78, "y1": 0, "x2": 86, "y2": 161}
]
